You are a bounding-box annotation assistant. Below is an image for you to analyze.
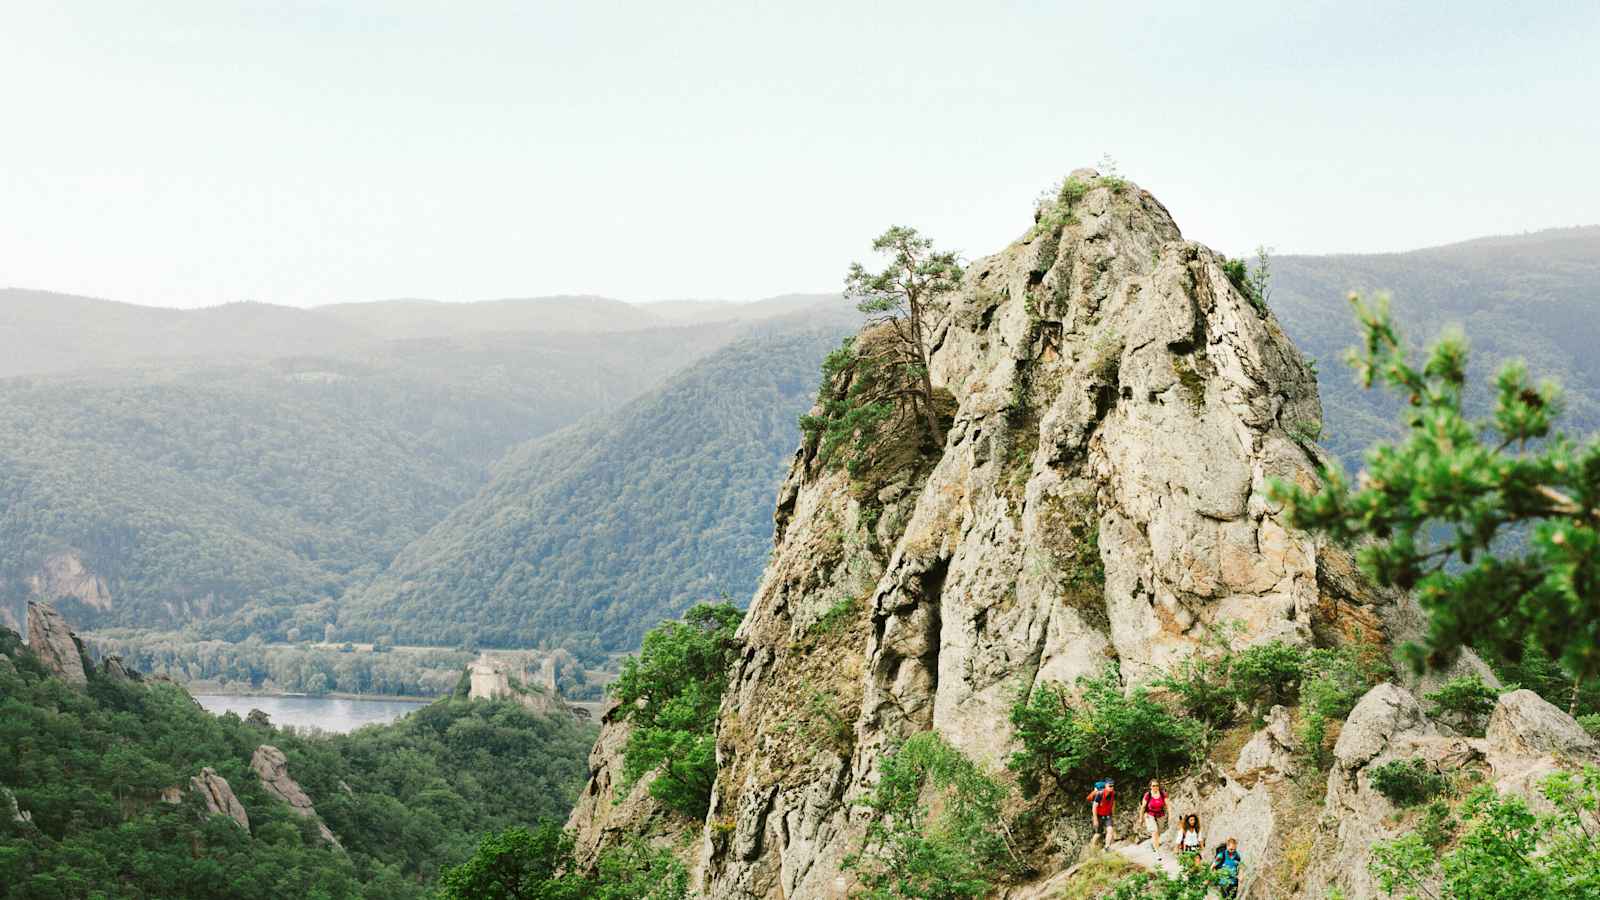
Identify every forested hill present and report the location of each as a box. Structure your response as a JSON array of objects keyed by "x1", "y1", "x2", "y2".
[
  {"x1": 339, "y1": 321, "x2": 856, "y2": 660},
  {"x1": 0, "y1": 291, "x2": 836, "y2": 638},
  {"x1": 1270, "y1": 225, "x2": 1600, "y2": 465}
]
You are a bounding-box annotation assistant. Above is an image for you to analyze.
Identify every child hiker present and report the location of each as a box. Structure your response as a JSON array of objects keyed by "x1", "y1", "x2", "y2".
[{"x1": 1213, "y1": 837, "x2": 1242, "y2": 898}]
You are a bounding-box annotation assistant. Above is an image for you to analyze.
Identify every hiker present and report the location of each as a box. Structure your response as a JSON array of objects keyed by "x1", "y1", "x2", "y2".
[
  {"x1": 1086, "y1": 778, "x2": 1116, "y2": 848},
  {"x1": 1213, "y1": 837, "x2": 1242, "y2": 898},
  {"x1": 1177, "y1": 813, "x2": 1203, "y2": 856},
  {"x1": 1140, "y1": 779, "x2": 1169, "y2": 853}
]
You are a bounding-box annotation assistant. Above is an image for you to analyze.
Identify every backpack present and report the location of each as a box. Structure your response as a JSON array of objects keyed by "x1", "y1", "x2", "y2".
[{"x1": 1092, "y1": 787, "x2": 1113, "y2": 812}]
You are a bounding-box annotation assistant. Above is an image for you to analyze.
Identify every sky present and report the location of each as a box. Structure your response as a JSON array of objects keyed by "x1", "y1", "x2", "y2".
[{"x1": 2, "y1": 1, "x2": 1596, "y2": 309}]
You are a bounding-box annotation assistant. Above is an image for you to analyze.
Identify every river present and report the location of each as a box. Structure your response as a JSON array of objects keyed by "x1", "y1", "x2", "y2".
[{"x1": 194, "y1": 693, "x2": 430, "y2": 733}]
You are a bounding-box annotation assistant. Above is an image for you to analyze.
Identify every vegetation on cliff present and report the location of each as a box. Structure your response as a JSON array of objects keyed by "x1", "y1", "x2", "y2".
[
  {"x1": 847, "y1": 732, "x2": 1011, "y2": 900},
  {"x1": 1370, "y1": 767, "x2": 1600, "y2": 899},
  {"x1": 611, "y1": 602, "x2": 743, "y2": 820}
]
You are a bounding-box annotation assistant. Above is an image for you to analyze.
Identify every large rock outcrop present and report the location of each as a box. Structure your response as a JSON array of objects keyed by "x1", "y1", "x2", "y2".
[
  {"x1": 251, "y1": 745, "x2": 341, "y2": 848},
  {"x1": 26, "y1": 601, "x2": 88, "y2": 687},
  {"x1": 693, "y1": 170, "x2": 1335, "y2": 899},
  {"x1": 190, "y1": 767, "x2": 250, "y2": 830},
  {"x1": 567, "y1": 170, "x2": 1598, "y2": 899}
]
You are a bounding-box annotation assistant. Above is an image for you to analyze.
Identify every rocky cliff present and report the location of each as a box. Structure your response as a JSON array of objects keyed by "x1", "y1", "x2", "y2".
[
  {"x1": 568, "y1": 171, "x2": 1596, "y2": 898},
  {"x1": 26, "y1": 600, "x2": 88, "y2": 686},
  {"x1": 252, "y1": 745, "x2": 342, "y2": 848}
]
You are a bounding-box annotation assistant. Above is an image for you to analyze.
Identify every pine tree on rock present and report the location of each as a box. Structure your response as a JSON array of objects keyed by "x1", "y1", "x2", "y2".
[{"x1": 1271, "y1": 294, "x2": 1600, "y2": 712}]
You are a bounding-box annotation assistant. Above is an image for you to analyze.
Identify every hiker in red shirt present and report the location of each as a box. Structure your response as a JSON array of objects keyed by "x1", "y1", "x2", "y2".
[
  {"x1": 1086, "y1": 778, "x2": 1116, "y2": 848},
  {"x1": 1141, "y1": 779, "x2": 1170, "y2": 855}
]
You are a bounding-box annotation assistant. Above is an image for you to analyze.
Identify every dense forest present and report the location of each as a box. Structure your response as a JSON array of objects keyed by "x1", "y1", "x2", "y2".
[
  {"x1": 0, "y1": 626, "x2": 596, "y2": 898},
  {"x1": 341, "y1": 325, "x2": 854, "y2": 660},
  {"x1": 0, "y1": 292, "x2": 832, "y2": 639}
]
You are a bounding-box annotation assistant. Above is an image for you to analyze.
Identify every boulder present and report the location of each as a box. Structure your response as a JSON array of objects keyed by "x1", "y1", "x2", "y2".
[
  {"x1": 190, "y1": 767, "x2": 249, "y2": 829},
  {"x1": 1486, "y1": 689, "x2": 1600, "y2": 760},
  {"x1": 1234, "y1": 705, "x2": 1298, "y2": 782},
  {"x1": 101, "y1": 655, "x2": 141, "y2": 683},
  {"x1": 251, "y1": 745, "x2": 341, "y2": 847},
  {"x1": 25, "y1": 601, "x2": 87, "y2": 686}
]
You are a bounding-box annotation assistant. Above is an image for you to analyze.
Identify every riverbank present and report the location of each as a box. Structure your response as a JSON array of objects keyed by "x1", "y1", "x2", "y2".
[{"x1": 187, "y1": 683, "x2": 438, "y2": 703}]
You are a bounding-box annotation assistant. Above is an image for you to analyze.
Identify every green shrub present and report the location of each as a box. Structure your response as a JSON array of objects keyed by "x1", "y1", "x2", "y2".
[
  {"x1": 436, "y1": 823, "x2": 587, "y2": 900},
  {"x1": 807, "y1": 596, "x2": 860, "y2": 639},
  {"x1": 1158, "y1": 635, "x2": 1388, "y2": 739},
  {"x1": 1425, "y1": 673, "x2": 1500, "y2": 735},
  {"x1": 1372, "y1": 768, "x2": 1600, "y2": 899},
  {"x1": 1219, "y1": 248, "x2": 1270, "y2": 314},
  {"x1": 612, "y1": 602, "x2": 743, "y2": 819},
  {"x1": 1418, "y1": 799, "x2": 1456, "y2": 850},
  {"x1": 1009, "y1": 667, "x2": 1203, "y2": 794},
  {"x1": 799, "y1": 339, "x2": 898, "y2": 475},
  {"x1": 1230, "y1": 640, "x2": 1306, "y2": 713},
  {"x1": 1155, "y1": 648, "x2": 1237, "y2": 727},
  {"x1": 1030, "y1": 176, "x2": 1092, "y2": 237},
  {"x1": 1579, "y1": 714, "x2": 1600, "y2": 741},
  {"x1": 1369, "y1": 758, "x2": 1450, "y2": 807},
  {"x1": 847, "y1": 732, "x2": 1010, "y2": 899},
  {"x1": 1106, "y1": 854, "x2": 1223, "y2": 899},
  {"x1": 439, "y1": 826, "x2": 688, "y2": 900},
  {"x1": 591, "y1": 840, "x2": 690, "y2": 900}
]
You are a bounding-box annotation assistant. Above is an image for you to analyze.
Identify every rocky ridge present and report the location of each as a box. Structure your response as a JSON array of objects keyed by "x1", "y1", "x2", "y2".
[{"x1": 567, "y1": 170, "x2": 1599, "y2": 898}]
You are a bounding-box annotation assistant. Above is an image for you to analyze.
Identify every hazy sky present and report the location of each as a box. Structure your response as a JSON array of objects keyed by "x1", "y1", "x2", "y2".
[{"x1": 3, "y1": 2, "x2": 1596, "y2": 309}]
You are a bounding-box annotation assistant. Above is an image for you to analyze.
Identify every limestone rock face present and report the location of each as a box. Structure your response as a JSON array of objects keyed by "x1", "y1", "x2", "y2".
[
  {"x1": 26, "y1": 601, "x2": 87, "y2": 687},
  {"x1": 190, "y1": 767, "x2": 250, "y2": 830},
  {"x1": 689, "y1": 171, "x2": 1332, "y2": 899},
  {"x1": 27, "y1": 551, "x2": 112, "y2": 611},
  {"x1": 251, "y1": 745, "x2": 341, "y2": 848}
]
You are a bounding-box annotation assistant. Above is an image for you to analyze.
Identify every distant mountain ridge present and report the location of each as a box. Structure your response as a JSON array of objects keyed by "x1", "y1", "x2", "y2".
[
  {"x1": 1270, "y1": 224, "x2": 1600, "y2": 465},
  {"x1": 0, "y1": 289, "x2": 845, "y2": 378},
  {"x1": 0, "y1": 290, "x2": 850, "y2": 637}
]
